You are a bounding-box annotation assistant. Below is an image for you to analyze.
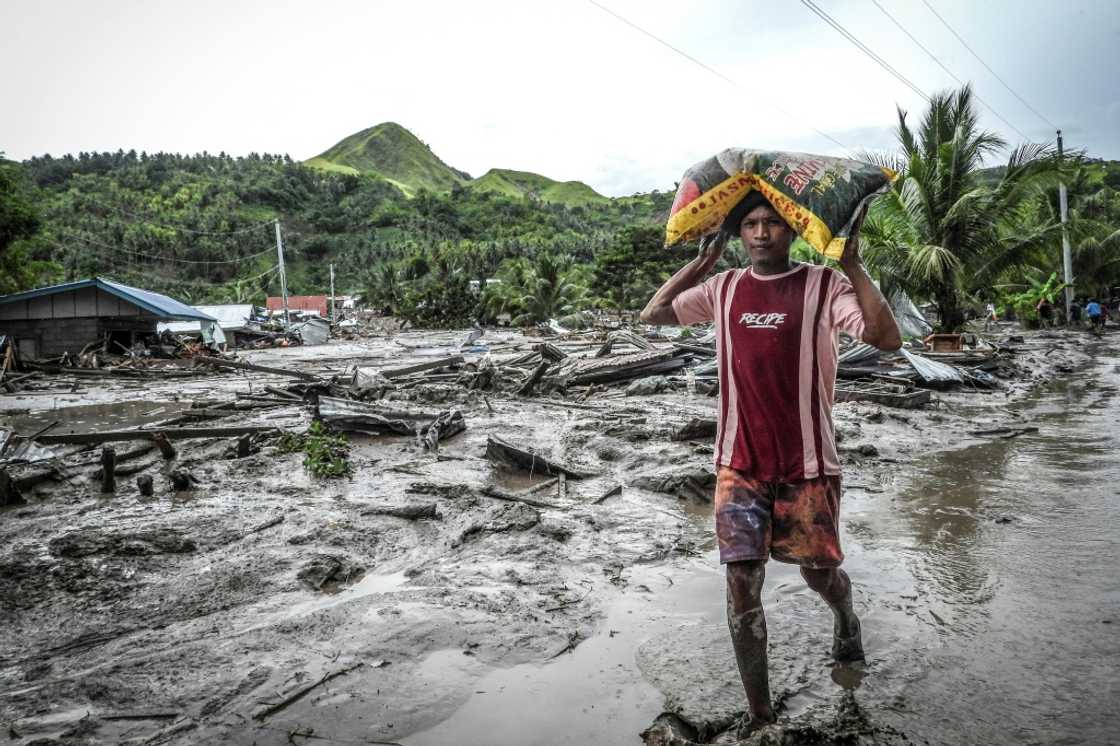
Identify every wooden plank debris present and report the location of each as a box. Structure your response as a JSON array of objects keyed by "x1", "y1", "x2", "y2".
[
  {"x1": 835, "y1": 382, "x2": 932, "y2": 409},
  {"x1": 517, "y1": 360, "x2": 551, "y2": 396},
  {"x1": 380, "y1": 355, "x2": 464, "y2": 380},
  {"x1": 38, "y1": 425, "x2": 277, "y2": 445},
  {"x1": 195, "y1": 355, "x2": 319, "y2": 381},
  {"x1": 485, "y1": 434, "x2": 596, "y2": 479}
]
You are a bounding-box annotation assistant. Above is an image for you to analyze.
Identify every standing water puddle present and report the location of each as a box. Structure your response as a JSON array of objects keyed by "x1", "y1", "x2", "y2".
[{"x1": 0, "y1": 399, "x2": 190, "y2": 436}]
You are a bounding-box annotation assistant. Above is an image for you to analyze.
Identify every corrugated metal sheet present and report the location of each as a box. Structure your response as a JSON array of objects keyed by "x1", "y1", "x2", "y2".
[
  {"x1": 900, "y1": 348, "x2": 965, "y2": 383},
  {"x1": 0, "y1": 278, "x2": 216, "y2": 322},
  {"x1": 838, "y1": 342, "x2": 881, "y2": 365},
  {"x1": 158, "y1": 305, "x2": 261, "y2": 334}
]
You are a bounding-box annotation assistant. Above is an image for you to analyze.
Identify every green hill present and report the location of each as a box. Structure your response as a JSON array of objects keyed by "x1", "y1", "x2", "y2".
[
  {"x1": 305, "y1": 122, "x2": 469, "y2": 195},
  {"x1": 306, "y1": 123, "x2": 610, "y2": 206},
  {"x1": 469, "y1": 168, "x2": 609, "y2": 207}
]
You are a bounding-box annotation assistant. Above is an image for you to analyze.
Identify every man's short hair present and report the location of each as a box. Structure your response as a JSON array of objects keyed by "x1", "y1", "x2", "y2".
[{"x1": 721, "y1": 191, "x2": 788, "y2": 236}]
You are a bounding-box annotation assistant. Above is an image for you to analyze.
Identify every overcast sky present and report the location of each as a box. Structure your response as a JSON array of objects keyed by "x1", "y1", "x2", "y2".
[{"x1": 3, "y1": 0, "x2": 1118, "y2": 196}]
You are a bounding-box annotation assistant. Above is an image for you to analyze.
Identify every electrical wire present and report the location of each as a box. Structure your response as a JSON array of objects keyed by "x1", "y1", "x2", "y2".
[
  {"x1": 871, "y1": 0, "x2": 1032, "y2": 142},
  {"x1": 76, "y1": 195, "x2": 276, "y2": 237},
  {"x1": 52, "y1": 240, "x2": 282, "y2": 288},
  {"x1": 586, "y1": 0, "x2": 855, "y2": 154},
  {"x1": 800, "y1": 0, "x2": 929, "y2": 102},
  {"x1": 919, "y1": 0, "x2": 1057, "y2": 130},
  {"x1": 63, "y1": 233, "x2": 275, "y2": 265}
]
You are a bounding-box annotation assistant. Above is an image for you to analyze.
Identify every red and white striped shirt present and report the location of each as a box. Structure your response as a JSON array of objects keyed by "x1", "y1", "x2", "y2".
[{"x1": 672, "y1": 264, "x2": 865, "y2": 482}]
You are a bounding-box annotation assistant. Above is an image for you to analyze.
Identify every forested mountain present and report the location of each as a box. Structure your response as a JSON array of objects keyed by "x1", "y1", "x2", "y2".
[
  {"x1": 306, "y1": 122, "x2": 608, "y2": 207},
  {"x1": 0, "y1": 146, "x2": 674, "y2": 322},
  {"x1": 305, "y1": 122, "x2": 469, "y2": 195},
  {"x1": 2, "y1": 94, "x2": 1117, "y2": 331},
  {"x1": 470, "y1": 168, "x2": 609, "y2": 207}
]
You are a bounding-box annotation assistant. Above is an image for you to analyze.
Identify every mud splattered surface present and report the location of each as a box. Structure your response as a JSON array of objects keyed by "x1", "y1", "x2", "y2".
[{"x1": 1, "y1": 328, "x2": 1115, "y2": 745}]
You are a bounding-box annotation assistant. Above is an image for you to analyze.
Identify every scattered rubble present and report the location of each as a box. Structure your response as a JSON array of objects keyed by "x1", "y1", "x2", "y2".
[{"x1": 0, "y1": 317, "x2": 1093, "y2": 745}]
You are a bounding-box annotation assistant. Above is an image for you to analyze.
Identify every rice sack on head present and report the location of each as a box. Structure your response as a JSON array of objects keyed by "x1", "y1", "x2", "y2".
[{"x1": 666, "y1": 148, "x2": 896, "y2": 260}]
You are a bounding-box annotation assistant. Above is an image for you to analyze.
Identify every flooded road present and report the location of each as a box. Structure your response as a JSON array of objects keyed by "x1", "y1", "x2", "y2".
[
  {"x1": 406, "y1": 340, "x2": 1120, "y2": 746},
  {"x1": 858, "y1": 341, "x2": 1120, "y2": 745}
]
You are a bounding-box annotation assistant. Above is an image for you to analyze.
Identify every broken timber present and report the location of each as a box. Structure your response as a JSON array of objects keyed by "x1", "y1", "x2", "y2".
[
  {"x1": 834, "y1": 382, "x2": 931, "y2": 409},
  {"x1": 195, "y1": 355, "x2": 319, "y2": 381},
  {"x1": 379, "y1": 355, "x2": 464, "y2": 380},
  {"x1": 318, "y1": 396, "x2": 443, "y2": 435},
  {"x1": 37, "y1": 425, "x2": 277, "y2": 445},
  {"x1": 485, "y1": 434, "x2": 596, "y2": 479},
  {"x1": 567, "y1": 349, "x2": 685, "y2": 386}
]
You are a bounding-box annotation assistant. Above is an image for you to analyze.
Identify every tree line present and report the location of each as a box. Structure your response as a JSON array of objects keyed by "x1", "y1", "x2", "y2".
[{"x1": 2, "y1": 85, "x2": 1117, "y2": 331}]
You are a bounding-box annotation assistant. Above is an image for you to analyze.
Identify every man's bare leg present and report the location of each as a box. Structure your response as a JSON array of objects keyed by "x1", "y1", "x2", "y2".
[
  {"x1": 726, "y1": 560, "x2": 776, "y2": 726},
  {"x1": 800, "y1": 567, "x2": 864, "y2": 661}
]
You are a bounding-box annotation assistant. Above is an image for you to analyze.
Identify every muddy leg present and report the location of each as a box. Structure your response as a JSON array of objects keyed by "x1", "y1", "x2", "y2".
[
  {"x1": 801, "y1": 566, "x2": 864, "y2": 661},
  {"x1": 726, "y1": 560, "x2": 775, "y2": 724}
]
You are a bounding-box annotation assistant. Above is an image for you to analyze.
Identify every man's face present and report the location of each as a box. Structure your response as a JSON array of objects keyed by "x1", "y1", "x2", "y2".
[{"x1": 739, "y1": 204, "x2": 794, "y2": 266}]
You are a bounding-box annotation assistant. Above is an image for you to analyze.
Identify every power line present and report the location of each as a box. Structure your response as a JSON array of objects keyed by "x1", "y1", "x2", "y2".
[
  {"x1": 63, "y1": 233, "x2": 275, "y2": 265},
  {"x1": 586, "y1": 0, "x2": 854, "y2": 154},
  {"x1": 800, "y1": 0, "x2": 929, "y2": 102},
  {"x1": 919, "y1": 0, "x2": 1058, "y2": 130},
  {"x1": 870, "y1": 0, "x2": 1032, "y2": 142},
  {"x1": 52, "y1": 239, "x2": 281, "y2": 288},
  {"x1": 76, "y1": 195, "x2": 276, "y2": 237}
]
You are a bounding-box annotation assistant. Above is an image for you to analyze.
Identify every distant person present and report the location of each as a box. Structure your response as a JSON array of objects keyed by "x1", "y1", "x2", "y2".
[
  {"x1": 1036, "y1": 298, "x2": 1054, "y2": 328},
  {"x1": 984, "y1": 302, "x2": 998, "y2": 331},
  {"x1": 640, "y1": 192, "x2": 901, "y2": 737},
  {"x1": 1086, "y1": 299, "x2": 1104, "y2": 331},
  {"x1": 1069, "y1": 299, "x2": 1082, "y2": 326}
]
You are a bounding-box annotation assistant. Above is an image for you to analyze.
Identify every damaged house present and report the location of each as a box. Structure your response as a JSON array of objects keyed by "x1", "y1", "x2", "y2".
[
  {"x1": 0, "y1": 277, "x2": 218, "y2": 359},
  {"x1": 157, "y1": 304, "x2": 267, "y2": 349}
]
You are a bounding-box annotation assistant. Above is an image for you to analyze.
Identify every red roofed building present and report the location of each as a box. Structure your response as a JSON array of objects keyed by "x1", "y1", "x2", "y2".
[{"x1": 267, "y1": 295, "x2": 328, "y2": 317}]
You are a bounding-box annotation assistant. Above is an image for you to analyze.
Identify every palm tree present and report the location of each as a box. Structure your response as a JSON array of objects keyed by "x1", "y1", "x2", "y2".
[
  {"x1": 512, "y1": 253, "x2": 587, "y2": 325},
  {"x1": 861, "y1": 84, "x2": 1061, "y2": 330}
]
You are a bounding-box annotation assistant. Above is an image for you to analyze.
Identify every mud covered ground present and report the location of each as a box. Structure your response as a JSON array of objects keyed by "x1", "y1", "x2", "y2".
[{"x1": 0, "y1": 326, "x2": 1101, "y2": 745}]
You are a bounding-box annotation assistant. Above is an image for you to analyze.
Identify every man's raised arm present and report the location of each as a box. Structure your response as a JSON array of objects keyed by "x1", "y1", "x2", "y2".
[
  {"x1": 639, "y1": 233, "x2": 727, "y2": 325},
  {"x1": 838, "y1": 207, "x2": 903, "y2": 351}
]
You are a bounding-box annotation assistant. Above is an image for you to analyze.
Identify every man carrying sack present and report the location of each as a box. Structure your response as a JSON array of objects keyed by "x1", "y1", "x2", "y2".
[{"x1": 640, "y1": 190, "x2": 902, "y2": 737}]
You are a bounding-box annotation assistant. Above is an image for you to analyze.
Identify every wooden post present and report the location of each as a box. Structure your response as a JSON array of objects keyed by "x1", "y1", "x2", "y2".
[{"x1": 100, "y1": 447, "x2": 116, "y2": 493}]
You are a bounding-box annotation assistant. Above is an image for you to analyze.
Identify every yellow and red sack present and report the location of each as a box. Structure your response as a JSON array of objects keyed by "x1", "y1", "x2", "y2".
[{"x1": 666, "y1": 149, "x2": 896, "y2": 260}]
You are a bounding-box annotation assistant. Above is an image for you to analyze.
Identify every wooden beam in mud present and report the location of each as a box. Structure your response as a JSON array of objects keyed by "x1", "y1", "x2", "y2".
[
  {"x1": 484, "y1": 434, "x2": 596, "y2": 479},
  {"x1": 37, "y1": 425, "x2": 278, "y2": 445},
  {"x1": 379, "y1": 355, "x2": 464, "y2": 380},
  {"x1": 194, "y1": 355, "x2": 319, "y2": 381}
]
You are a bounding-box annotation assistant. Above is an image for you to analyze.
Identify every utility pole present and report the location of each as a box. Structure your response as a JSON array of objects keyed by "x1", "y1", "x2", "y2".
[
  {"x1": 1057, "y1": 130, "x2": 1074, "y2": 321},
  {"x1": 274, "y1": 219, "x2": 290, "y2": 326},
  {"x1": 329, "y1": 264, "x2": 336, "y2": 321}
]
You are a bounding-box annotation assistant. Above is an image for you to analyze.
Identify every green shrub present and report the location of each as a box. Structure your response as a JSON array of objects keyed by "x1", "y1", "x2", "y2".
[{"x1": 278, "y1": 420, "x2": 351, "y2": 478}]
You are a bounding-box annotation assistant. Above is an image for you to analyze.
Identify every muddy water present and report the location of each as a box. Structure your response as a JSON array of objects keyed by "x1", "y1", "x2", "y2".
[
  {"x1": 0, "y1": 399, "x2": 190, "y2": 436},
  {"x1": 406, "y1": 343, "x2": 1120, "y2": 746},
  {"x1": 858, "y1": 343, "x2": 1120, "y2": 745}
]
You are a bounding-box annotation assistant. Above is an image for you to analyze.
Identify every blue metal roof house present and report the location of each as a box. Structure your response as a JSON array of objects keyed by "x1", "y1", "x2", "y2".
[{"x1": 0, "y1": 277, "x2": 217, "y2": 360}]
